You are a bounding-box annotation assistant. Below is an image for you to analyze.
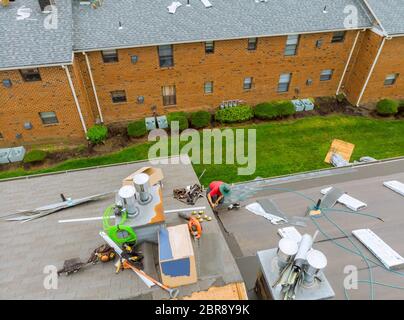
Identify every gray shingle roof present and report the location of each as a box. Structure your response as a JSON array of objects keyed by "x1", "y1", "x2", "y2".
[
  {"x1": 72, "y1": 0, "x2": 374, "y2": 51},
  {"x1": 366, "y1": 0, "x2": 404, "y2": 35},
  {"x1": 0, "y1": 0, "x2": 72, "y2": 70}
]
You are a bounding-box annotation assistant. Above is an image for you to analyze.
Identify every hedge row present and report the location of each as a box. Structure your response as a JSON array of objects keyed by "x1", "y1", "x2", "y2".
[
  {"x1": 254, "y1": 101, "x2": 295, "y2": 120},
  {"x1": 376, "y1": 99, "x2": 399, "y2": 116}
]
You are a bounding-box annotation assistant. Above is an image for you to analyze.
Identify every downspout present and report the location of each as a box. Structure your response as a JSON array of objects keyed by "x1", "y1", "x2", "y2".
[
  {"x1": 63, "y1": 65, "x2": 88, "y2": 134},
  {"x1": 336, "y1": 29, "x2": 362, "y2": 95},
  {"x1": 356, "y1": 37, "x2": 387, "y2": 106},
  {"x1": 83, "y1": 52, "x2": 104, "y2": 123}
]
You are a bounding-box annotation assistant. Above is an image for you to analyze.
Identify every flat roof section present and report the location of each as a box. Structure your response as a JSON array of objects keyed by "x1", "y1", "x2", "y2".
[
  {"x1": 0, "y1": 157, "x2": 242, "y2": 299},
  {"x1": 217, "y1": 159, "x2": 404, "y2": 299}
]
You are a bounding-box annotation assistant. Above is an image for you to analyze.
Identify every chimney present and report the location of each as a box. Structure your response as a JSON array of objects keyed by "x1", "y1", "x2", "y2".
[{"x1": 38, "y1": 0, "x2": 54, "y2": 12}]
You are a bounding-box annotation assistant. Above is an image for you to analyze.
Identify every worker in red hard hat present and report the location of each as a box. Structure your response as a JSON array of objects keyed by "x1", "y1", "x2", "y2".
[{"x1": 206, "y1": 181, "x2": 231, "y2": 209}]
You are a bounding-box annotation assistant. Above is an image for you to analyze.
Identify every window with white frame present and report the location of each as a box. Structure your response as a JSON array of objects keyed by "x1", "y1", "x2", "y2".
[
  {"x1": 204, "y1": 81, "x2": 213, "y2": 94},
  {"x1": 278, "y1": 73, "x2": 292, "y2": 92},
  {"x1": 320, "y1": 69, "x2": 333, "y2": 81},
  {"x1": 162, "y1": 85, "x2": 176, "y2": 106},
  {"x1": 111, "y1": 90, "x2": 127, "y2": 103},
  {"x1": 39, "y1": 112, "x2": 58, "y2": 125},
  {"x1": 248, "y1": 38, "x2": 258, "y2": 50},
  {"x1": 384, "y1": 73, "x2": 399, "y2": 86},
  {"x1": 243, "y1": 77, "x2": 253, "y2": 90},
  {"x1": 102, "y1": 49, "x2": 118, "y2": 63},
  {"x1": 284, "y1": 35, "x2": 299, "y2": 56}
]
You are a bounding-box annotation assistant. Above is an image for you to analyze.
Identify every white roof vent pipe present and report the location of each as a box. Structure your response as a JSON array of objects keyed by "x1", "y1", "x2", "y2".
[
  {"x1": 133, "y1": 173, "x2": 152, "y2": 204},
  {"x1": 118, "y1": 185, "x2": 139, "y2": 217}
]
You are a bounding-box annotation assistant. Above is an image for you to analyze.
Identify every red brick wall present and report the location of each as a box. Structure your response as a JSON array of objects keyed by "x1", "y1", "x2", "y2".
[
  {"x1": 86, "y1": 31, "x2": 360, "y2": 123},
  {"x1": 0, "y1": 66, "x2": 88, "y2": 147},
  {"x1": 361, "y1": 36, "x2": 404, "y2": 103}
]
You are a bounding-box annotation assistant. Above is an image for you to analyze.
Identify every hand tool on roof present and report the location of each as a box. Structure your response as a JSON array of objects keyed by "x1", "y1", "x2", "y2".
[
  {"x1": 173, "y1": 184, "x2": 204, "y2": 205},
  {"x1": 178, "y1": 211, "x2": 203, "y2": 243},
  {"x1": 99, "y1": 231, "x2": 180, "y2": 299}
]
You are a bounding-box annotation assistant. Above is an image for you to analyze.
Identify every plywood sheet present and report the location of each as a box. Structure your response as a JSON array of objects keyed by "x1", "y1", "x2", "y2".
[
  {"x1": 181, "y1": 282, "x2": 248, "y2": 300},
  {"x1": 324, "y1": 139, "x2": 355, "y2": 164}
]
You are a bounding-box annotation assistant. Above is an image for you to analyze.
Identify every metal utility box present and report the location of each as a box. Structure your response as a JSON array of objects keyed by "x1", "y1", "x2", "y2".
[
  {"x1": 8, "y1": 146, "x2": 26, "y2": 163},
  {"x1": 292, "y1": 99, "x2": 305, "y2": 112},
  {"x1": 302, "y1": 99, "x2": 315, "y2": 111},
  {"x1": 145, "y1": 117, "x2": 157, "y2": 131},
  {"x1": 0, "y1": 148, "x2": 11, "y2": 164},
  {"x1": 156, "y1": 116, "x2": 168, "y2": 129}
]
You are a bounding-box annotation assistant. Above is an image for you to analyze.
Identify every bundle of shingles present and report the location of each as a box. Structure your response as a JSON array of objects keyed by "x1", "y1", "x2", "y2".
[{"x1": 173, "y1": 184, "x2": 204, "y2": 205}]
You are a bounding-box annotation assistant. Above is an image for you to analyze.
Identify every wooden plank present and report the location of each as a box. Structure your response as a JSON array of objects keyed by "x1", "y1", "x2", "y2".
[
  {"x1": 324, "y1": 139, "x2": 355, "y2": 164},
  {"x1": 122, "y1": 166, "x2": 164, "y2": 186},
  {"x1": 181, "y1": 282, "x2": 248, "y2": 300}
]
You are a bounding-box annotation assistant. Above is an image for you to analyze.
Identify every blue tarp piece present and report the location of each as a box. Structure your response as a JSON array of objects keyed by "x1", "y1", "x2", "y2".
[
  {"x1": 159, "y1": 228, "x2": 173, "y2": 260},
  {"x1": 161, "y1": 258, "x2": 191, "y2": 277}
]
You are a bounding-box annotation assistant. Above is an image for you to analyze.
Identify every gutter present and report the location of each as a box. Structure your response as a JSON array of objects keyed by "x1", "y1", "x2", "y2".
[
  {"x1": 62, "y1": 65, "x2": 88, "y2": 134},
  {"x1": 83, "y1": 52, "x2": 104, "y2": 123},
  {"x1": 0, "y1": 61, "x2": 73, "y2": 72},
  {"x1": 356, "y1": 36, "x2": 389, "y2": 106},
  {"x1": 336, "y1": 29, "x2": 363, "y2": 95}
]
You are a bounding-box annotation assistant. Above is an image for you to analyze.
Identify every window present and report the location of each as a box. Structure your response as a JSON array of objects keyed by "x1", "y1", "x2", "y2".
[
  {"x1": 131, "y1": 55, "x2": 138, "y2": 64},
  {"x1": 243, "y1": 77, "x2": 253, "y2": 90},
  {"x1": 384, "y1": 73, "x2": 399, "y2": 86},
  {"x1": 158, "y1": 45, "x2": 174, "y2": 67},
  {"x1": 39, "y1": 112, "x2": 58, "y2": 125},
  {"x1": 284, "y1": 35, "x2": 299, "y2": 56},
  {"x1": 205, "y1": 41, "x2": 215, "y2": 54},
  {"x1": 20, "y1": 69, "x2": 41, "y2": 82},
  {"x1": 162, "y1": 85, "x2": 176, "y2": 106},
  {"x1": 248, "y1": 38, "x2": 257, "y2": 50},
  {"x1": 306, "y1": 78, "x2": 313, "y2": 86},
  {"x1": 0, "y1": 132, "x2": 3, "y2": 140},
  {"x1": 111, "y1": 90, "x2": 127, "y2": 103},
  {"x1": 277, "y1": 73, "x2": 291, "y2": 92},
  {"x1": 331, "y1": 31, "x2": 346, "y2": 43},
  {"x1": 101, "y1": 49, "x2": 118, "y2": 63},
  {"x1": 320, "y1": 69, "x2": 333, "y2": 81},
  {"x1": 204, "y1": 81, "x2": 213, "y2": 94}
]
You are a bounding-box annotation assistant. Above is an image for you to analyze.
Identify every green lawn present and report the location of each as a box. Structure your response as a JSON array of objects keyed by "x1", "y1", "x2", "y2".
[{"x1": 1, "y1": 116, "x2": 403, "y2": 186}]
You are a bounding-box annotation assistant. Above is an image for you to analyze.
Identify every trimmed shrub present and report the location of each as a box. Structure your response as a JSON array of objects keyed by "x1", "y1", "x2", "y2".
[
  {"x1": 127, "y1": 120, "x2": 147, "y2": 138},
  {"x1": 168, "y1": 112, "x2": 189, "y2": 131},
  {"x1": 254, "y1": 100, "x2": 295, "y2": 120},
  {"x1": 87, "y1": 125, "x2": 108, "y2": 144},
  {"x1": 190, "y1": 111, "x2": 211, "y2": 128},
  {"x1": 376, "y1": 99, "x2": 399, "y2": 116},
  {"x1": 23, "y1": 150, "x2": 47, "y2": 164},
  {"x1": 214, "y1": 105, "x2": 254, "y2": 123}
]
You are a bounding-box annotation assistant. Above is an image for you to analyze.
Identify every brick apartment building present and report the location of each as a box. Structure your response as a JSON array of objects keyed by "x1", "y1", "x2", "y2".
[{"x1": 0, "y1": 0, "x2": 403, "y2": 146}]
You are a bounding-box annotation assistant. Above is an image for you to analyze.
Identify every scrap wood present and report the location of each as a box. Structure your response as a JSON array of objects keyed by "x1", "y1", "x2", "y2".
[
  {"x1": 3, "y1": 191, "x2": 114, "y2": 223},
  {"x1": 324, "y1": 139, "x2": 355, "y2": 164},
  {"x1": 173, "y1": 184, "x2": 204, "y2": 205}
]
